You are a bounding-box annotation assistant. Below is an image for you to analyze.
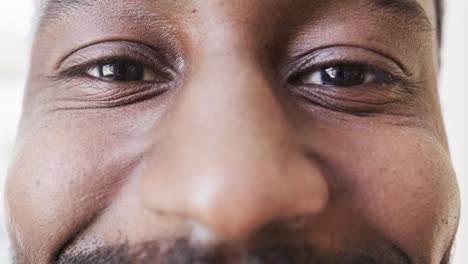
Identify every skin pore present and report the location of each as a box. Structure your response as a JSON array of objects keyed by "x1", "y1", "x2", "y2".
[{"x1": 5, "y1": 0, "x2": 460, "y2": 263}]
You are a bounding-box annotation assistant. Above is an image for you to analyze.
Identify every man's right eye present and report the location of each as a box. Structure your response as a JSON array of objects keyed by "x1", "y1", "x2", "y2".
[{"x1": 86, "y1": 62, "x2": 162, "y2": 82}]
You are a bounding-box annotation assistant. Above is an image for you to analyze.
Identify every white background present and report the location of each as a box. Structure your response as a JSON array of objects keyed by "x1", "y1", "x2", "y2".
[{"x1": 0, "y1": 1, "x2": 466, "y2": 263}]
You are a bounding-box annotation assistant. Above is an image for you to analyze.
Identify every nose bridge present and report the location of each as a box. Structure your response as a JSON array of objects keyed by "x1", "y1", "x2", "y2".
[
  {"x1": 139, "y1": 52, "x2": 329, "y2": 239},
  {"x1": 188, "y1": 53, "x2": 288, "y2": 149}
]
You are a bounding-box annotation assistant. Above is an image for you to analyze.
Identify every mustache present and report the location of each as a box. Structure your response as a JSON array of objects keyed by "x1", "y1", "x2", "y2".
[{"x1": 55, "y1": 239, "x2": 383, "y2": 264}]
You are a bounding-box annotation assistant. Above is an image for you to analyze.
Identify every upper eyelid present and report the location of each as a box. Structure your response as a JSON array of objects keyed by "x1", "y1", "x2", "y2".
[
  {"x1": 286, "y1": 44, "x2": 413, "y2": 77},
  {"x1": 56, "y1": 42, "x2": 416, "y2": 89},
  {"x1": 293, "y1": 64, "x2": 419, "y2": 91},
  {"x1": 286, "y1": 48, "x2": 419, "y2": 87},
  {"x1": 56, "y1": 41, "x2": 178, "y2": 75},
  {"x1": 56, "y1": 40, "x2": 169, "y2": 67},
  {"x1": 54, "y1": 48, "x2": 179, "y2": 84},
  {"x1": 284, "y1": 45, "x2": 413, "y2": 79}
]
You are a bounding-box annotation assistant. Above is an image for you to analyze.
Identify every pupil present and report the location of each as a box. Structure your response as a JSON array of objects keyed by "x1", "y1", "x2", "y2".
[
  {"x1": 321, "y1": 66, "x2": 366, "y2": 87},
  {"x1": 100, "y1": 63, "x2": 144, "y2": 81}
]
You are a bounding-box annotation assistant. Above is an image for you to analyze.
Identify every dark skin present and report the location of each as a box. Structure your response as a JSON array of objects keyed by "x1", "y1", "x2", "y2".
[{"x1": 5, "y1": 0, "x2": 460, "y2": 263}]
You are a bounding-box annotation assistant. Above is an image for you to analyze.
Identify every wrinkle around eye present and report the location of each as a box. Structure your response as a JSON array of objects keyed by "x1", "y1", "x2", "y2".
[
  {"x1": 290, "y1": 81, "x2": 420, "y2": 120},
  {"x1": 49, "y1": 79, "x2": 172, "y2": 110}
]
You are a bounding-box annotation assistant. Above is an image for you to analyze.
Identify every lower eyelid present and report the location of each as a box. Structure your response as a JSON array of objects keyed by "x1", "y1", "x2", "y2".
[{"x1": 55, "y1": 79, "x2": 173, "y2": 109}]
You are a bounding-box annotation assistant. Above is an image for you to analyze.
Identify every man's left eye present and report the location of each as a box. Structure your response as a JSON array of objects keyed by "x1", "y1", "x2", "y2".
[
  {"x1": 302, "y1": 65, "x2": 375, "y2": 87},
  {"x1": 86, "y1": 62, "x2": 160, "y2": 82}
]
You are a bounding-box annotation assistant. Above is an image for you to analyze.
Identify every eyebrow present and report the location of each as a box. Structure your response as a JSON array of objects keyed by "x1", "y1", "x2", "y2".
[
  {"x1": 373, "y1": 0, "x2": 433, "y2": 31},
  {"x1": 37, "y1": 0, "x2": 433, "y2": 33}
]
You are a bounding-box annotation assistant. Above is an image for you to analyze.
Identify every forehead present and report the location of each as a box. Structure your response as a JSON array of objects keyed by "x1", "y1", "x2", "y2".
[
  {"x1": 33, "y1": 0, "x2": 438, "y2": 60},
  {"x1": 36, "y1": 0, "x2": 435, "y2": 27}
]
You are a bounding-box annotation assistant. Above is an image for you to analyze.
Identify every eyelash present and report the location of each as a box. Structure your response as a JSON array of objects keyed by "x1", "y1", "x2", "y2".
[
  {"x1": 54, "y1": 48, "x2": 419, "y2": 97},
  {"x1": 60, "y1": 62, "x2": 413, "y2": 89},
  {"x1": 57, "y1": 58, "x2": 166, "y2": 81},
  {"x1": 290, "y1": 62, "x2": 418, "y2": 91}
]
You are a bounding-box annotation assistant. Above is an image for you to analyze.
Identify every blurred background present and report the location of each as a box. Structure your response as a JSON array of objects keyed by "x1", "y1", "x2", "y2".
[{"x1": 0, "y1": 0, "x2": 466, "y2": 263}]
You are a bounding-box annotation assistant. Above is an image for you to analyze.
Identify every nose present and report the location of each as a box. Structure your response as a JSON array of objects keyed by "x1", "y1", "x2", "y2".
[{"x1": 139, "y1": 54, "x2": 329, "y2": 240}]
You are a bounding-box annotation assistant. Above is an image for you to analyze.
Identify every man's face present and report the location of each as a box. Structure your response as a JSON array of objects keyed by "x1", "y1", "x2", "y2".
[{"x1": 5, "y1": 0, "x2": 460, "y2": 263}]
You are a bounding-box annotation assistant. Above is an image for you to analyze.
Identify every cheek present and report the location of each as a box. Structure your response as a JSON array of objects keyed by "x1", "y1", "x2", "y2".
[
  {"x1": 5, "y1": 116, "x2": 143, "y2": 261},
  {"x1": 315, "y1": 125, "x2": 459, "y2": 262}
]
